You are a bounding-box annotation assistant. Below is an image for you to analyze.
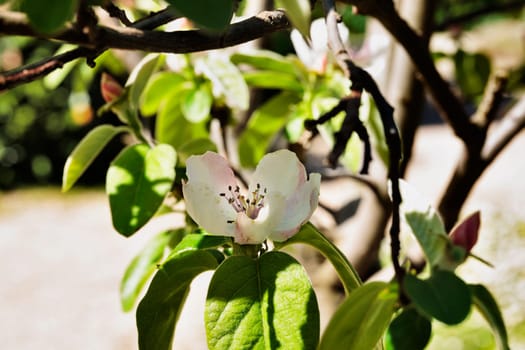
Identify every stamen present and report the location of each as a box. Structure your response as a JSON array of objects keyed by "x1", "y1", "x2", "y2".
[{"x1": 220, "y1": 182, "x2": 268, "y2": 220}]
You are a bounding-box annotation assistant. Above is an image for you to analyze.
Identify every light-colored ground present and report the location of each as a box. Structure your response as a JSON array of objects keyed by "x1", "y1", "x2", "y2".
[{"x1": 0, "y1": 125, "x2": 524, "y2": 349}]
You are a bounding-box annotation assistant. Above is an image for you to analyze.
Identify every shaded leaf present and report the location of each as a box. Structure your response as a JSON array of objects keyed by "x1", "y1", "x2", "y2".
[
  {"x1": 137, "y1": 249, "x2": 220, "y2": 350},
  {"x1": 319, "y1": 282, "x2": 398, "y2": 350},
  {"x1": 276, "y1": 222, "x2": 361, "y2": 294},
  {"x1": 386, "y1": 307, "x2": 432, "y2": 350},
  {"x1": 21, "y1": 0, "x2": 77, "y2": 33},
  {"x1": 177, "y1": 138, "x2": 218, "y2": 164},
  {"x1": 470, "y1": 284, "x2": 510, "y2": 350},
  {"x1": 238, "y1": 92, "x2": 300, "y2": 167},
  {"x1": 121, "y1": 230, "x2": 182, "y2": 312},
  {"x1": 206, "y1": 251, "x2": 319, "y2": 350},
  {"x1": 62, "y1": 125, "x2": 128, "y2": 192},
  {"x1": 106, "y1": 144, "x2": 177, "y2": 236},
  {"x1": 404, "y1": 270, "x2": 471, "y2": 325},
  {"x1": 166, "y1": 0, "x2": 234, "y2": 30}
]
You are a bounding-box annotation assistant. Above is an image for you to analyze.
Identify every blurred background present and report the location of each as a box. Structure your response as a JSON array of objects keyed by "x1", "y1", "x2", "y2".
[{"x1": 1, "y1": 0, "x2": 525, "y2": 349}]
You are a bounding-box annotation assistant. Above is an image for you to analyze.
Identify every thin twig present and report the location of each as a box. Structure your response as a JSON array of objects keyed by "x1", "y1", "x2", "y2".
[{"x1": 321, "y1": 0, "x2": 404, "y2": 288}]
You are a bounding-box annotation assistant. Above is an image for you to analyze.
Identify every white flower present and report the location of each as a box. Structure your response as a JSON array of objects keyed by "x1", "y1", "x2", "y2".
[
  {"x1": 182, "y1": 150, "x2": 321, "y2": 244},
  {"x1": 291, "y1": 18, "x2": 349, "y2": 73}
]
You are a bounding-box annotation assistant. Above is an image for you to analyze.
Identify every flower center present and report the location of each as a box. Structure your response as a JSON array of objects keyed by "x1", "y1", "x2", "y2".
[{"x1": 220, "y1": 184, "x2": 267, "y2": 220}]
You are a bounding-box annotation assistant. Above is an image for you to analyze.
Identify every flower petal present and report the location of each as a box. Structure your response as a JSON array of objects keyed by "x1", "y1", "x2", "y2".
[
  {"x1": 183, "y1": 152, "x2": 238, "y2": 237},
  {"x1": 183, "y1": 181, "x2": 236, "y2": 237},
  {"x1": 270, "y1": 173, "x2": 321, "y2": 242},
  {"x1": 234, "y1": 192, "x2": 287, "y2": 244},
  {"x1": 251, "y1": 149, "x2": 306, "y2": 197},
  {"x1": 185, "y1": 151, "x2": 237, "y2": 190}
]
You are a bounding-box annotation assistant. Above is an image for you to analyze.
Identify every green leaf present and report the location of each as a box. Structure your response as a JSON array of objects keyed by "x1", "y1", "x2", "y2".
[
  {"x1": 399, "y1": 180, "x2": 449, "y2": 266},
  {"x1": 231, "y1": 51, "x2": 298, "y2": 76},
  {"x1": 140, "y1": 72, "x2": 187, "y2": 116},
  {"x1": 106, "y1": 144, "x2": 177, "y2": 236},
  {"x1": 121, "y1": 230, "x2": 180, "y2": 312},
  {"x1": 127, "y1": 54, "x2": 162, "y2": 110},
  {"x1": 62, "y1": 125, "x2": 128, "y2": 192},
  {"x1": 169, "y1": 234, "x2": 231, "y2": 257},
  {"x1": 21, "y1": 0, "x2": 77, "y2": 33},
  {"x1": 276, "y1": 222, "x2": 361, "y2": 294},
  {"x1": 243, "y1": 71, "x2": 304, "y2": 92},
  {"x1": 182, "y1": 83, "x2": 213, "y2": 123},
  {"x1": 167, "y1": 0, "x2": 234, "y2": 30},
  {"x1": 177, "y1": 138, "x2": 217, "y2": 164},
  {"x1": 319, "y1": 282, "x2": 398, "y2": 350},
  {"x1": 196, "y1": 55, "x2": 249, "y2": 111},
  {"x1": 404, "y1": 269, "x2": 471, "y2": 325},
  {"x1": 274, "y1": 0, "x2": 311, "y2": 38},
  {"x1": 155, "y1": 98, "x2": 209, "y2": 150},
  {"x1": 238, "y1": 91, "x2": 301, "y2": 167},
  {"x1": 470, "y1": 284, "x2": 510, "y2": 350},
  {"x1": 386, "y1": 307, "x2": 431, "y2": 350},
  {"x1": 137, "y1": 249, "x2": 220, "y2": 350},
  {"x1": 206, "y1": 251, "x2": 319, "y2": 350}
]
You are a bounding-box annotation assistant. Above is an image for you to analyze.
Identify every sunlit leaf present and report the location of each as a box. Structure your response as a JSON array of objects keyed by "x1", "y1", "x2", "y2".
[
  {"x1": 206, "y1": 251, "x2": 319, "y2": 350},
  {"x1": 106, "y1": 143, "x2": 177, "y2": 236},
  {"x1": 155, "y1": 98, "x2": 209, "y2": 150},
  {"x1": 243, "y1": 71, "x2": 304, "y2": 92},
  {"x1": 470, "y1": 284, "x2": 510, "y2": 350},
  {"x1": 231, "y1": 51, "x2": 298, "y2": 76},
  {"x1": 196, "y1": 54, "x2": 249, "y2": 111},
  {"x1": 404, "y1": 269, "x2": 471, "y2": 325},
  {"x1": 182, "y1": 83, "x2": 213, "y2": 123},
  {"x1": 319, "y1": 282, "x2": 398, "y2": 350},
  {"x1": 166, "y1": 0, "x2": 234, "y2": 30},
  {"x1": 140, "y1": 72, "x2": 187, "y2": 116},
  {"x1": 62, "y1": 125, "x2": 128, "y2": 192},
  {"x1": 137, "y1": 249, "x2": 220, "y2": 350},
  {"x1": 276, "y1": 222, "x2": 361, "y2": 294},
  {"x1": 398, "y1": 180, "x2": 449, "y2": 266},
  {"x1": 126, "y1": 54, "x2": 163, "y2": 110}
]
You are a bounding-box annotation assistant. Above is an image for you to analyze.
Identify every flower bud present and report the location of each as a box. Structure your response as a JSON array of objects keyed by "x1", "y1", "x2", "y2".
[
  {"x1": 449, "y1": 211, "x2": 480, "y2": 253},
  {"x1": 100, "y1": 72, "x2": 123, "y2": 103}
]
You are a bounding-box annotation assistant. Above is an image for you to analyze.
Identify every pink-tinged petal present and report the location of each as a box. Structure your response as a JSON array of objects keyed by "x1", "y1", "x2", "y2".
[
  {"x1": 182, "y1": 181, "x2": 236, "y2": 237},
  {"x1": 183, "y1": 152, "x2": 238, "y2": 237},
  {"x1": 251, "y1": 149, "x2": 306, "y2": 197},
  {"x1": 186, "y1": 152, "x2": 237, "y2": 191},
  {"x1": 449, "y1": 211, "x2": 480, "y2": 253},
  {"x1": 270, "y1": 173, "x2": 321, "y2": 242},
  {"x1": 234, "y1": 192, "x2": 287, "y2": 244}
]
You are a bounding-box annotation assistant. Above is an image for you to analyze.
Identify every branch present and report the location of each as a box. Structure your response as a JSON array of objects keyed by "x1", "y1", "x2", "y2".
[
  {"x1": 340, "y1": 0, "x2": 483, "y2": 149},
  {"x1": 321, "y1": 0, "x2": 404, "y2": 290},
  {"x1": 0, "y1": 9, "x2": 289, "y2": 91},
  {"x1": 483, "y1": 97, "x2": 525, "y2": 163},
  {"x1": 0, "y1": 10, "x2": 289, "y2": 52}
]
